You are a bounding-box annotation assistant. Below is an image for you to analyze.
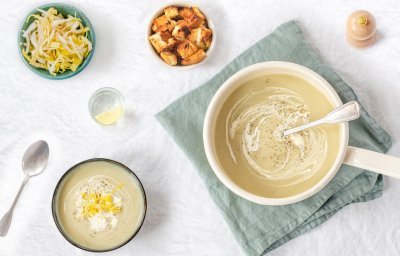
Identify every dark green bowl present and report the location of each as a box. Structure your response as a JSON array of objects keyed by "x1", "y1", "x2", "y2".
[
  {"x1": 52, "y1": 158, "x2": 147, "y2": 252},
  {"x1": 18, "y1": 3, "x2": 96, "y2": 80}
]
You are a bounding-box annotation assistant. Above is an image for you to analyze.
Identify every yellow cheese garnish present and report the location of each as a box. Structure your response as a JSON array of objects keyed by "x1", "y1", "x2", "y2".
[{"x1": 80, "y1": 192, "x2": 121, "y2": 218}]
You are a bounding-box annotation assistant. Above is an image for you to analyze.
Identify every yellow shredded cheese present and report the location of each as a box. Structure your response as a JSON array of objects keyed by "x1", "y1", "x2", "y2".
[
  {"x1": 80, "y1": 192, "x2": 121, "y2": 218},
  {"x1": 21, "y1": 7, "x2": 92, "y2": 76}
]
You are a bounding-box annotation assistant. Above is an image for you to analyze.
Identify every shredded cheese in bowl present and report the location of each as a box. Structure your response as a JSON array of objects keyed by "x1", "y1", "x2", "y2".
[
  {"x1": 75, "y1": 176, "x2": 123, "y2": 232},
  {"x1": 21, "y1": 7, "x2": 93, "y2": 76}
]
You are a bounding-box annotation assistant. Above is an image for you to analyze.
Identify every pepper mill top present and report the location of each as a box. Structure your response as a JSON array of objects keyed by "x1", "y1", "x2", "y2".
[{"x1": 347, "y1": 10, "x2": 376, "y2": 48}]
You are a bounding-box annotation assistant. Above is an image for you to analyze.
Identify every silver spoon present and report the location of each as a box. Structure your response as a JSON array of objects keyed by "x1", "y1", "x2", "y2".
[
  {"x1": 283, "y1": 101, "x2": 360, "y2": 136},
  {"x1": 0, "y1": 140, "x2": 49, "y2": 236}
]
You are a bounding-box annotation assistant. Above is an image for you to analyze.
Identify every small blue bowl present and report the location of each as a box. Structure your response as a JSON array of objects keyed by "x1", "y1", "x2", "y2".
[{"x1": 18, "y1": 3, "x2": 96, "y2": 80}]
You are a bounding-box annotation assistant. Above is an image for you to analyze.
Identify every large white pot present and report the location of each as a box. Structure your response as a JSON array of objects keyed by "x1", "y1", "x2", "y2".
[{"x1": 203, "y1": 61, "x2": 400, "y2": 205}]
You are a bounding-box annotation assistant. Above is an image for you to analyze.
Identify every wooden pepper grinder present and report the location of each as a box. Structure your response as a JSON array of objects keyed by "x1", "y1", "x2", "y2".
[{"x1": 347, "y1": 10, "x2": 376, "y2": 48}]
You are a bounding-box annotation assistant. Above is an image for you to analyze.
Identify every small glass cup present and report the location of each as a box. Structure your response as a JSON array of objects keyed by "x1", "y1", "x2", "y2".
[{"x1": 89, "y1": 87, "x2": 124, "y2": 126}]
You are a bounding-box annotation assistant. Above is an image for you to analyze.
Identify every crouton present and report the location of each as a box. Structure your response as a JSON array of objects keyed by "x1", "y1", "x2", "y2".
[
  {"x1": 181, "y1": 49, "x2": 206, "y2": 65},
  {"x1": 185, "y1": 14, "x2": 204, "y2": 29},
  {"x1": 160, "y1": 31, "x2": 172, "y2": 41},
  {"x1": 149, "y1": 33, "x2": 167, "y2": 53},
  {"x1": 178, "y1": 7, "x2": 194, "y2": 20},
  {"x1": 164, "y1": 6, "x2": 179, "y2": 19},
  {"x1": 188, "y1": 28, "x2": 212, "y2": 49},
  {"x1": 192, "y1": 7, "x2": 206, "y2": 20},
  {"x1": 205, "y1": 38, "x2": 212, "y2": 48},
  {"x1": 151, "y1": 15, "x2": 176, "y2": 32},
  {"x1": 178, "y1": 7, "x2": 204, "y2": 28},
  {"x1": 167, "y1": 38, "x2": 178, "y2": 49},
  {"x1": 199, "y1": 20, "x2": 208, "y2": 29},
  {"x1": 160, "y1": 50, "x2": 178, "y2": 66},
  {"x1": 177, "y1": 40, "x2": 198, "y2": 59},
  {"x1": 172, "y1": 20, "x2": 191, "y2": 40}
]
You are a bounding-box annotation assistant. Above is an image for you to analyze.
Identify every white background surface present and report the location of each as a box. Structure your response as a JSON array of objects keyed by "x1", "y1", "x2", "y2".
[{"x1": 1, "y1": 0, "x2": 400, "y2": 255}]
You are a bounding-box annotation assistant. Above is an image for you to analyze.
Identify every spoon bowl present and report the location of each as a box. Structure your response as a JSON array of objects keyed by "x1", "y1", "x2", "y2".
[{"x1": 22, "y1": 140, "x2": 49, "y2": 176}]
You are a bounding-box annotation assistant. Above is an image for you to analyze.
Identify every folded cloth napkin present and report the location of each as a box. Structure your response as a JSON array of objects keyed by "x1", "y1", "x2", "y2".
[{"x1": 156, "y1": 21, "x2": 392, "y2": 255}]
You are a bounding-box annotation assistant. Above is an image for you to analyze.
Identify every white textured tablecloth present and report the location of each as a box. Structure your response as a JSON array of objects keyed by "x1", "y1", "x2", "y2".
[{"x1": 1, "y1": 0, "x2": 400, "y2": 255}]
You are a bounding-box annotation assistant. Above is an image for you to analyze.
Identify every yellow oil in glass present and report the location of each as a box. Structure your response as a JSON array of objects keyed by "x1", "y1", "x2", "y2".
[{"x1": 95, "y1": 105, "x2": 124, "y2": 125}]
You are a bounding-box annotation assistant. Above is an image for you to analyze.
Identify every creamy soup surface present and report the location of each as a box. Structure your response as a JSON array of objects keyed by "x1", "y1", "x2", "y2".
[
  {"x1": 213, "y1": 74, "x2": 341, "y2": 198},
  {"x1": 55, "y1": 161, "x2": 145, "y2": 251}
]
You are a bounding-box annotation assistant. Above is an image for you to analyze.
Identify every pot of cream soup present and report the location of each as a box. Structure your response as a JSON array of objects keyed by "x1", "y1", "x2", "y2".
[
  {"x1": 52, "y1": 159, "x2": 146, "y2": 252},
  {"x1": 204, "y1": 61, "x2": 400, "y2": 205}
]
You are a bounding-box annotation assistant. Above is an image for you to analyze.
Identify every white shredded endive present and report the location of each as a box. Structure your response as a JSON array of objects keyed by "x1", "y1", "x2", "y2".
[{"x1": 21, "y1": 7, "x2": 92, "y2": 75}]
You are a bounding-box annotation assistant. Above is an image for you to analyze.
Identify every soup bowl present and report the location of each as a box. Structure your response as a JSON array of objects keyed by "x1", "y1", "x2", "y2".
[
  {"x1": 52, "y1": 158, "x2": 146, "y2": 252},
  {"x1": 203, "y1": 61, "x2": 400, "y2": 205}
]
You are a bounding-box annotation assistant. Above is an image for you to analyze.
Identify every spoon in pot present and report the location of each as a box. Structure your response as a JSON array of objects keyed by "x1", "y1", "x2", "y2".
[
  {"x1": 0, "y1": 140, "x2": 49, "y2": 236},
  {"x1": 283, "y1": 101, "x2": 360, "y2": 137}
]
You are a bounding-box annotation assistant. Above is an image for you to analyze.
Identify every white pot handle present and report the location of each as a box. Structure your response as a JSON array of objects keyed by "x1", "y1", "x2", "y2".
[{"x1": 344, "y1": 146, "x2": 400, "y2": 179}]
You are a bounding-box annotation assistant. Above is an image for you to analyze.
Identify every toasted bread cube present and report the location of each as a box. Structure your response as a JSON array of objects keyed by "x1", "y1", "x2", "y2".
[
  {"x1": 186, "y1": 14, "x2": 204, "y2": 29},
  {"x1": 164, "y1": 6, "x2": 179, "y2": 19},
  {"x1": 177, "y1": 40, "x2": 198, "y2": 59},
  {"x1": 178, "y1": 7, "x2": 204, "y2": 28},
  {"x1": 151, "y1": 15, "x2": 176, "y2": 32},
  {"x1": 167, "y1": 38, "x2": 177, "y2": 49},
  {"x1": 192, "y1": 7, "x2": 206, "y2": 20},
  {"x1": 160, "y1": 50, "x2": 178, "y2": 66},
  {"x1": 178, "y1": 7, "x2": 194, "y2": 20},
  {"x1": 160, "y1": 31, "x2": 172, "y2": 41},
  {"x1": 199, "y1": 20, "x2": 208, "y2": 29},
  {"x1": 149, "y1": 33, "x2": 167, "y2": 53},
  {"x1": 172, "y1": 20, "x2": 190, "y2": 40},
  {"x1": 189, "y1": 28, "x2": 212, "y2": 43},
  {"x1": 176, "y1": 19, "x2": 188, "y2": 26},
  {"x1": 188, "y1": 28, "x2": 212, "y2": 49},
  {"x1": 205, "y1": 38, "x2": 212, "y2": 48},
  {"x1": 181, "y1": 49, "x2": 206, "y2": 65}
]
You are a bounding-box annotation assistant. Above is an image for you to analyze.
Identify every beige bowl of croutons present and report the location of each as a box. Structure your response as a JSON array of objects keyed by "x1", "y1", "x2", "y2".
[{"x1": 147, "y1": 2, "x2": 215, "y2": 68}]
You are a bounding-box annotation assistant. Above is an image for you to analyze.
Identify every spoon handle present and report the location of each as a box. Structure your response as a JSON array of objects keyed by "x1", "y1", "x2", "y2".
[
  {"x1": 283, "y1": 101, "x2": 360, "y2": 136},
  {"x1": 283, "y1": 119, "x2": 324, "y2": 136},
  {"x1": 0, "y1": 175, "x2": 29, "y2": 236}
]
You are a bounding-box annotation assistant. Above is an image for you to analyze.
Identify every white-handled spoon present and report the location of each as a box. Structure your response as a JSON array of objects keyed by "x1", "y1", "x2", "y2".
[
  {"x1": 0, "y1": 140, "x2": 49, "y2": 236},
  {"x1": 283, "y1": 101, "x2": 360, "y2": 136}
]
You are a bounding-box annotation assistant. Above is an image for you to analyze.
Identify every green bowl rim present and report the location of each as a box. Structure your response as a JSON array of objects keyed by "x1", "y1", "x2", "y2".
[
  {"x1": 18, "y1": 3, "x2": 96, "y2": 80},
  {"x1": 51, "y1": 158, "x2": 147, "y2": 252}
]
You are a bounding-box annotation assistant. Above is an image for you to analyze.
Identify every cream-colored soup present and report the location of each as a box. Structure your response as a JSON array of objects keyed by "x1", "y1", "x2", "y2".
[
  {"x1": 213, "y1": 74, "x2": 341, "y2": 198},
  {"x1": 54, "y1": 160, "x2": 146, "y2": 251}
]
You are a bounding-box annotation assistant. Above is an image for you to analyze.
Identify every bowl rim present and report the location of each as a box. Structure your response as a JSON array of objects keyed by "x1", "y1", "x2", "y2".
[
  {"x1": 18, "y1": 3, "x2": 96, "y2": 80},
  {"x1": 145, "y1": 1, "x2": 216, "y2": 70},
  {"x1": 203, "y1": 61, "x2": 349, "y2": 205},
  {"x1": 51, "y1": 158, "x2": 147, "y2": 252}
]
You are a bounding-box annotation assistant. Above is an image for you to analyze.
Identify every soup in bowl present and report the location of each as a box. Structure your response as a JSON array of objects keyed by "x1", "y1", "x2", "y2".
[
  {"x1": 52, "y1": 159, "x2": 146, "y2": 252},
  {"x1": 204, "y1": 62, "x2": 349, "y2": 205}
]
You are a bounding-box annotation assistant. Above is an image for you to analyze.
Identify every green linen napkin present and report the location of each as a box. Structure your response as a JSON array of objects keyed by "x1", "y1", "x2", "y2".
[{"x1": 156, "y1": 21, "x2": 392, "y2": 255}]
